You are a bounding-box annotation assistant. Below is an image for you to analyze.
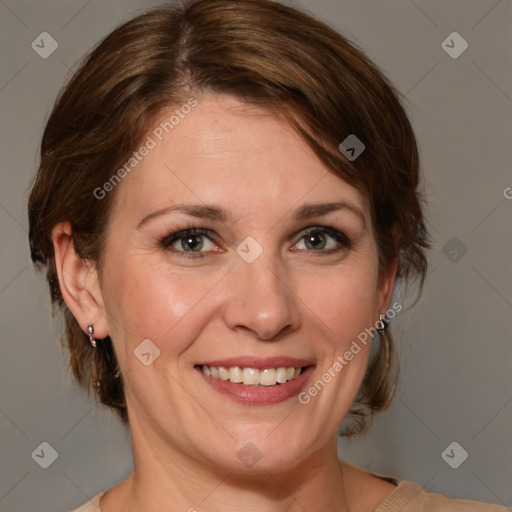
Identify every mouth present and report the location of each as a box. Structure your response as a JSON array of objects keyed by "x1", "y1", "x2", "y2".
[{"x1": 194, "y1": 357, "x2": 315, "y2": 405}]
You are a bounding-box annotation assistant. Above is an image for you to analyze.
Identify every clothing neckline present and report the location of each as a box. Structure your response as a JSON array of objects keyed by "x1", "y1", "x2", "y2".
[
  {"x1": 369, "y1": 471, "x2": 425, "y2": 511},
  {"x1": 93, "y1": 473, "x2": 420, "y2": 511}
]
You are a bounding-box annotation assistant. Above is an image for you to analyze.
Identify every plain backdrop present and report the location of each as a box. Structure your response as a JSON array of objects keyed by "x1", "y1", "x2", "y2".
[{"x1": 0, "y1": 1, "x2": 511, "y2": 511}]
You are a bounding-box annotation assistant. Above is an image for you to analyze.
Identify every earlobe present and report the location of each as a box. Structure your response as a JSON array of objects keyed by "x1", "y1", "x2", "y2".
[{"x1": 51, "y1": 222, "x2": 109, "y2": 339}]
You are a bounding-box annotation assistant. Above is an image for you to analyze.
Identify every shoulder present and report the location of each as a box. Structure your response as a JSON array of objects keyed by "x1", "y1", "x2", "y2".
[
  {"x1": 68, "y1": 491, "x2": 105, "y2": 512},
  {"x1": 374, "y1": 478, "x2": 509, "y2": 512}
]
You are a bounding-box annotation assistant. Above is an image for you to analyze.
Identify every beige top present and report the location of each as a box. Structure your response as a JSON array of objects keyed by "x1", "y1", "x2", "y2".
[{"x1": 70, "y1": 474, "x2": 509, "y2": 511}]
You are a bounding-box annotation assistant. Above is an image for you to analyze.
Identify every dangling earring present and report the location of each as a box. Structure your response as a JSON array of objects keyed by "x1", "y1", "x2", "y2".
[
  {"x1": 87, "y1": 324, "x2": 96, "y2": 347},
  {"x1": 376, "y1": 314, "x2": 386, "y2": 334}
]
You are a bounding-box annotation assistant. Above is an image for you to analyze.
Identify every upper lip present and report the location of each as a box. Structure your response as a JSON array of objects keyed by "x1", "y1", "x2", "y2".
[{"x1": 195, "y1": 356, "x2": 315, "y2": 370}]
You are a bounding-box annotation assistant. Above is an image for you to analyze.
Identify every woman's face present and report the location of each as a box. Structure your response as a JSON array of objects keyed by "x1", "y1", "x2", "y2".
[{"x1": 97, "y1": 94, "x2": 396, "y2": 472}]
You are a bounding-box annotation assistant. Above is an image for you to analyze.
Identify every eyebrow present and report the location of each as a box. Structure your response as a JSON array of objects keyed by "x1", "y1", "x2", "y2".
[
  {"x1": 137, "y1": 200, "x2": 367, "y2": 230},
  {"x1": 293, "y1": 201, "x2": 367, "y2": 230},
  {"x1": 137, "y1": 204, "x2": 228, "y2": 228}
]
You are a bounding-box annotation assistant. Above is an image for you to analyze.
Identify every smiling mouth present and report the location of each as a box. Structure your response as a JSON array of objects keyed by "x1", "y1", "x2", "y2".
[{"x1": 196, "y1": 365, "x2": 309, "y2": 387}]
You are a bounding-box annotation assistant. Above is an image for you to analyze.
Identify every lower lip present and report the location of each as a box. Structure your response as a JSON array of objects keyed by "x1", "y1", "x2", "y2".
[{"x1": 196, "y1": 366, "x2": 315, "y2": 405}]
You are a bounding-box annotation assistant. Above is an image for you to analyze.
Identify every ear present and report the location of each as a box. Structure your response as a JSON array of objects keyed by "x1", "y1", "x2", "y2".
[
  {"x1": 376, "y1": 226, "x2": 401, "y2": 315},
  {"x1": 51, "y1": 222, "x2": 109, "y2": 339}
]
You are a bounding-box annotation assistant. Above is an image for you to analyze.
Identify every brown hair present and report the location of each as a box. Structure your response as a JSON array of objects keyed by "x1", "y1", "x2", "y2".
[{"x1": 28, "y1": 0, "x2": 430, "y2": 435}]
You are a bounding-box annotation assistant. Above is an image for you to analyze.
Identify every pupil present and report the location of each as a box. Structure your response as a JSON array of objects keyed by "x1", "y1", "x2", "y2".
[
  {"x1": 183, "y1": 235, "x2": 202, "y2": 251},
  {"x1": 306, "y1": 232, "x2": 325, "y2": 250}
]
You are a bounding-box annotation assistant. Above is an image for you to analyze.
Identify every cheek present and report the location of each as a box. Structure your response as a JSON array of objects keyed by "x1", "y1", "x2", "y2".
[
  {"x1": 101, "y1": 254, "x2": 220, "y2": 356},
  {"x1": 298, "y1": 260, "x2": 380, "y2": 348}
]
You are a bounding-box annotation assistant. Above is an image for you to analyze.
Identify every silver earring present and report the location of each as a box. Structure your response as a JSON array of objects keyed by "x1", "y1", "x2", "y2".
[
  {"x1": 87, "y1": 324, "x2": 96, "y2": 348},
  {"x1": 376, "y1": 314, "x2": 386, "y2": 334}
]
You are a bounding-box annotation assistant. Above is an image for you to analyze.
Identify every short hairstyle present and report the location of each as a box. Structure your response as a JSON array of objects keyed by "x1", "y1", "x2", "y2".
[{"x1": 28, "y1": 0, "x2": 430, "y2": 435}]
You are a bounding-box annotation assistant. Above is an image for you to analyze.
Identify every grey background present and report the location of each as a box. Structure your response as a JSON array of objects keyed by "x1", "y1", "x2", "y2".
[{"x1": 0, "y1": 0, "x2": 511, "y2": 511}]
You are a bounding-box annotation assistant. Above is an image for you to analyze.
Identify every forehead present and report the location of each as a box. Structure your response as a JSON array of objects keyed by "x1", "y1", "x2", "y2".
[{"x1": 110, "y1": 94, "x2": 370, "y2": 226}]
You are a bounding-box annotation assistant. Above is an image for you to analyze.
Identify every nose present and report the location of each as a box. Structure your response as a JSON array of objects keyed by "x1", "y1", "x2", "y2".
[{"x1": 221, "y1": 250, "x2": 301, "y2": 341}]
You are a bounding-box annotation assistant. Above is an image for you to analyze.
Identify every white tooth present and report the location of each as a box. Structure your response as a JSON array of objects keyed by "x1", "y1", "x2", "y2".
[
  {"x1": 260, "y1": 368, "x2": 277, "y2": 386},
  {"x1": 242, "y1": 367, "x2": 260, "y2": 385},
  {"x1": 229, "y1": 367, "x2": 243, "y2": 383},
  {"x1": 276, "y1": 367, "x2": 288, "y2": 384},
  {"x1": 205, "y1": 365, "x2": 302, "y2": 385}
]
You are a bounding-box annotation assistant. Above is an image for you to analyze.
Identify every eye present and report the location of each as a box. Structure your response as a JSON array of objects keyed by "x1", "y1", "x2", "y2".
[
  {"x1": 292, "y1": 226, "x2": 352, "y2": 253},
  {"x1": 161, "y1": 228, "x2": 219, "y2": 258}
]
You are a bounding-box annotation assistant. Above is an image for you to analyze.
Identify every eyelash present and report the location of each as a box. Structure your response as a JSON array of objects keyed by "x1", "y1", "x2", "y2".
[{"x1": 160, "y1": 225, "x2": 352, "y2": 259}]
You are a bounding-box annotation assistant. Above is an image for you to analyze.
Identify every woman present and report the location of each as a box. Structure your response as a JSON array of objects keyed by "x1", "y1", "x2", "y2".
[{"x1": 27, "y1": 0, "x2": 507, "y2": 510}]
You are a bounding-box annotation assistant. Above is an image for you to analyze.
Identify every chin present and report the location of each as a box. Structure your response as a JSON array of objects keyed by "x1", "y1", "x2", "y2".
[{"x1": 194, "y1": 431, "x2": 313, "y2": 476}]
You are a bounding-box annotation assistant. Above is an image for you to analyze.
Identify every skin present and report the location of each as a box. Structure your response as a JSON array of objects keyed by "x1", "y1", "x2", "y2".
[{"x1": 53, "y1": 94, "x2": 399, "y2": 512}]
